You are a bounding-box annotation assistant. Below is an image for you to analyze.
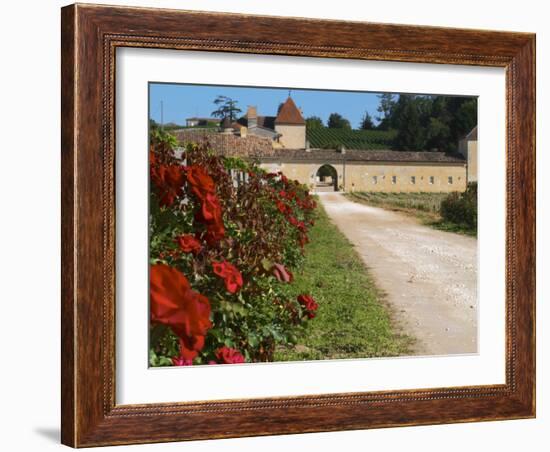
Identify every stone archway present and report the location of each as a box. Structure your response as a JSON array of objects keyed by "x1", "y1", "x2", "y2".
[{"x1": 315, "y1": 164, "x2": 338, "y2": 192}]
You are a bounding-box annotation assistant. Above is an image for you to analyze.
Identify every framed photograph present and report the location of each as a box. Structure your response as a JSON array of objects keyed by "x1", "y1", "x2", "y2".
[{"x1": 61, "y1": 3, "x2": 535, "y2": 447}]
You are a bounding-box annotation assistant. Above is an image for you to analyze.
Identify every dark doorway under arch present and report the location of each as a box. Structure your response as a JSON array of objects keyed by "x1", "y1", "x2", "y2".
[{"x1": 315, "y1": 164, "x2": 338, "y2": 192}]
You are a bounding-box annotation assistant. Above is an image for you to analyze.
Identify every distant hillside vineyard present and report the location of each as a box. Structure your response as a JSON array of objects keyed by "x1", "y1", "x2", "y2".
[{"x1": 306, "y1": 128, "x2": 397, "y2": 150}]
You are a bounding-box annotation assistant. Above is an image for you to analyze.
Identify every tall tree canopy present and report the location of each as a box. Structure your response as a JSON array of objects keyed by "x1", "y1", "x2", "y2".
[
  {"x1": 379, "y1": 94, "x2": 477, "y2": 152},
  {"x1": 306, "y1": 116, "x2": 324, "y2": 129},
  {"x1": 375, "y1": 93, "x2": 397, "y2": 130},
  {"x1": 392, "y1": 96, "x2": 426, "y2": 151},
  {"x1": 360, "y1": 111, "x2": 375, "y2": 130},
  {"x1": 327, "y1": 112, "x2": 351, "y2": 129},
  {"x1": 211, "y1": 95, "x2": 242, "y2": 121}
]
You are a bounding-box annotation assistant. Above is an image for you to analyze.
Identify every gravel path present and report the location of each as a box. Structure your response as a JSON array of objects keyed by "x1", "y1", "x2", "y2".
[{"x1": 319, "y1": 192, "x2": 477, "y2": 356}]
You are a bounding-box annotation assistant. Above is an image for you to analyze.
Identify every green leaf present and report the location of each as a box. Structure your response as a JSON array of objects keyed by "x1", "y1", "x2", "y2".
[{"x1": 261, "y1": 258, "x2": 273, "y2": 271}]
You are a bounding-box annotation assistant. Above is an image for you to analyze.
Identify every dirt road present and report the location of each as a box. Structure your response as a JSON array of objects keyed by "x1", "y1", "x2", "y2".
[{"x1": 318, "y1": 192, "x2": 477, "y2": 356}]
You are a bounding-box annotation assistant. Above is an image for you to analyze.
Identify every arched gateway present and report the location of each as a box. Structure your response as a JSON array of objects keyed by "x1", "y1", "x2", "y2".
[{"x1": 315, "y1": 164, "x2": 338, "y2": 192}]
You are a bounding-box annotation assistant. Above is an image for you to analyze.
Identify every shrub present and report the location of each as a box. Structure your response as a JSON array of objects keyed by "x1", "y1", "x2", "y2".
[
  {"x1": 440, "y1": 182, "x2": 477, "y2": 229},
  {"x1": 148, "y1": 132, "x2": 318, "y2": 366}
]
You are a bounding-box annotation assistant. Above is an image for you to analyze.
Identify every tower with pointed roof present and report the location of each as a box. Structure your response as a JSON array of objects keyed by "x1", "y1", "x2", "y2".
[{"x1": 274, "y1": 96, "x2": 306, "y2": 149}]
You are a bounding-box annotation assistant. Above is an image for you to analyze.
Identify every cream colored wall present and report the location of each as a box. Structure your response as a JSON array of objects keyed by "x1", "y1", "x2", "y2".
[
  {"x1": 274, "y1": 124, "x2": 306, "y2": 149},
  {"x1": 343, "y1": 162, "x2": 467, "y2": 192},
  {"x1": 467, "y1": 141, "x2": 478, "y2": 183},
  {"x1": 260, "y1": 161, "x2": 467, "y2": 193}
]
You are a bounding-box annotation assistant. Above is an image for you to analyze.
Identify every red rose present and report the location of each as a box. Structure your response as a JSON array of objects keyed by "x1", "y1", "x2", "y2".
[
  {"x1": 175, "y1": 234, "x2": 202, "y2": 254},
  {"x1": 272, "y1": 263, "x2": 294, "y2": 283},
  {"x1": 288, "y1": 215, "x2": 299, "y2": 227},
  {"x1": 204, "y1": 221, "x2": 226, "y2": 245},
  {"x1": 186, "y1": 165, "x2": 216, "y2": 200},
  {"x1": 297, "y1": 294, "x2": 319, "y2": 319},
  {"x1": 212, "y1": 261, "x2": 243, "y2": 294},
  {"x1": 215, "y1": 346, "x2": 245, "y2": 364},
  {"x1": 151, "y1": 165, "x2": 184, "y2": 207},
  {"x1": 276, "y1": 200, "x2": 289, "y2": 215},
  {"x1": 172, "y1": 355, "x2": 193, "y2": 366},
  {"x1": 200, "y1": 193, "x2": 222, "y2": 222},
  {"x1": 186, "y1": 167, "x2": 226, "y2": 245},
  {"x1": 150, "y1": 264, "x2": 212, "y2": 359},
  {"x1": 195, "y1": 193, "x2": 225, "y2": 244}
]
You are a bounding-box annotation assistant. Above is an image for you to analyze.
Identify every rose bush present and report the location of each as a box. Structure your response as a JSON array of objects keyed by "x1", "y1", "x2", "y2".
[{"x1": 149, "y1": 129, "x2": 318, "y2": 365}]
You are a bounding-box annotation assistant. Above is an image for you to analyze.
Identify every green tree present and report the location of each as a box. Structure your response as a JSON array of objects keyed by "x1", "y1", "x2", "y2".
[
  {"x1": 360, "y1": 111, "x2": 375, "y2": 130},
  {"x1": 393, "y1": 96, "x2": 426, "y2": 150},
  {"x1": 328, "y1": 113, "x2": 351, "y2": 129},
  {"x1": 383, "y1": 94, "x2": 477, "y2": 152},
  {"x1": 306, "y1": 116, "x2": 324, "y2": 129},
  {"x1": 376, "y1": 93, "x2": 397, "y2": 130},
  {"x1": 420, "y1": 96, "x2": 445, "y2": 150},
  {"x1": 452, "y1": 98, "x2": 477, "y2": 144},
  {"x1": 211, "y1": 95, "x2": 242, "y2": 121},
  {"x1": 425, "y1": 96, "x2": 477, "y2": 152}
]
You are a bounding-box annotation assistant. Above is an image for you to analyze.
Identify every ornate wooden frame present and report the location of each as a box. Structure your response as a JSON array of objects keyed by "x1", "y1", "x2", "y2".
[{"x1": 61, "y1": 3, "x2": 536, "y2": 447}]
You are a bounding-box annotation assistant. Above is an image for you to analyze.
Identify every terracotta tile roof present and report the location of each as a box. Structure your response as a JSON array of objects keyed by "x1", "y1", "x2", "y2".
[
  {"x1": 174, "y1": 129, "x2": 465, "y2": 164},
  {"x1": 256, "y1": 148, "x2": 466, "y2": 164},
  {"x1": 275, "y1": 97, "x2": 305, "y2": 125},
  {"x1": 174, "y1": 129, "x2": 276, "y2": 158}
]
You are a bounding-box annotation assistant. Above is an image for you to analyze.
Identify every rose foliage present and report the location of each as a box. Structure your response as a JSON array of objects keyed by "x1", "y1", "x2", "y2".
[{"x1": 149, "y1": 131, "x2": 318, "y2": 366}]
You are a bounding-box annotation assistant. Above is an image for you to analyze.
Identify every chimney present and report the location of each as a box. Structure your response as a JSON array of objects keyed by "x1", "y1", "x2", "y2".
[
  {"x1": 221, "y1": 116, "x2": 233, "y2": 134},
  {"x1": 247, "y1": 106, "x2": 257, "y2": 129}
]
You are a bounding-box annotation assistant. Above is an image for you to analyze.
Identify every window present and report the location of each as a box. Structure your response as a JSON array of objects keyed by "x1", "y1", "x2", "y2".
[
  {"x1": 392, "y1": 176, "x2": 397, "y2": 184},
  {"x1": 410, "y1": 176, "x2": 416, "y2": 184},
  {"x1": 448, "y1": 176, "x2": 453, "y2": 184},
  {"x1": 372, "y1": 176, "x2": 378, "y2": 184},
  {"x1": 429, "y1": 176, "x2": 434, "y2": 184}
]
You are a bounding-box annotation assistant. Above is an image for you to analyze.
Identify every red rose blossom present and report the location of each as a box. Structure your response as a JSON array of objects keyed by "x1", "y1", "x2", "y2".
[
  {"x1": 212, "y1": 261, "x2": 243, "y2": 294},
  {"x1": 171, "y1": 355, "x2": 193, "y2": 366},
  {"x1": 186, "y1": 166, "x2": 226, "y2": 244},
  {"x1": 200, "y1": 193, "x2": 223, "y2": 222},
  {"x1": 150, "y1": 264, "x2": 212, "y2": 359},
  {"x1": 175, "y1": 234, "x2": 202, "y2": 254},
  {"x1": 297, "y1": 294, "x2": 319, "y2": 319},
  {"x1": 288, "y1": 215, "x2": 299, "y2": 227},
  {"x1": 276, "y1": 200, "x2": 289, "y2": 215},
  {"x1": 214, "y1": 346, "x2": 245, "y2": 364},
  {"x1": 196, "y1": 193, "x2": 225, "y2": 244},
  {"x1": 151, "y1": 164, "x2": 184, "y2": 207},
  {"x1": 186, "y1": 165, "x2": 216, "y2": 200},
  {"x1": 204, "y1": 221, "x2": 226, "y2": 245}
]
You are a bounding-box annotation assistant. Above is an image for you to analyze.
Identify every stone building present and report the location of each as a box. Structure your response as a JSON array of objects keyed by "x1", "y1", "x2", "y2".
[
  {"x1": 458, "y1": 125, "x2": 478, "y2": 183},
  {"x1": 259, "y1": 148, "x2": 468, "y2": 193},
  {"x1": 174, "y1": 97, "x2": 477, "y2": 193}
]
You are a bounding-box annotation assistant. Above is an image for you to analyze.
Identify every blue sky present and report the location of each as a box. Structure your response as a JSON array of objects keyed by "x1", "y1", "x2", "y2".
[{"x1": 149, "y1": 83, "x2": 388, "y2": 129}]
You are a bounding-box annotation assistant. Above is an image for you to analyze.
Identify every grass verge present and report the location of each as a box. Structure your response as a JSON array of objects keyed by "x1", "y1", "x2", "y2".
[
  {"x1": 345, "y1": 191, "x2": 477, "y2": 237},
  {"x1": 274, "y1": 204, "x2": 413, "y2": 361}
]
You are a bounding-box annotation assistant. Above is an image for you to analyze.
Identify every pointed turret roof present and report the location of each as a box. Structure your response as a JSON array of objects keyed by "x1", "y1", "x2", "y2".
[{"x1": 275, "y1": 97, "x2": 305, "y2": 125}]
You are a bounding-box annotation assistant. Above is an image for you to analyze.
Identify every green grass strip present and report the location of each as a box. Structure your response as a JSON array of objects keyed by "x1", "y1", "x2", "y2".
[{"x1": 275, "y1": 204, "x2": 413, "y2": 361}]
